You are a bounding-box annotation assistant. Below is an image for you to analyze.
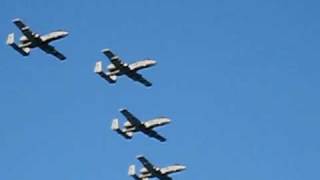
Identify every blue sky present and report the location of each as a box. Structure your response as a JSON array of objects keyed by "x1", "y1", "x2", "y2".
[{"x1": 1, "y1": 0, "x2": 320, "y2": 180}]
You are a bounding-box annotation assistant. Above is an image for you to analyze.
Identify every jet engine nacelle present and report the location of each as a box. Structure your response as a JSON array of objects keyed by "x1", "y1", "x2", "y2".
[
  {"x1": 19, "y1": 36, "x2": 29, "y2": 44},
  {"x1": 124, "y1": 121, "x2": 133, "y2": 128},
  {"x1": 107, "y1": 63, "x2": 116, "y2": 71},
  {"x1": 139, "y1": 167, "x2": 153, "y2": 177},
  {"x1": 140, "y1": 167, "x2": 148, "y2": 174}
]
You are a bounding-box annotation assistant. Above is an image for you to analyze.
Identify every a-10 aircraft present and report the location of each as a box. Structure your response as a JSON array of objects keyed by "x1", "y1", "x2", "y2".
[
  {"x1": 129, "y1": 155, "x2": 186, "y2": 180},
  {"x1": 111, "y1": 108, "x2": 170, "y2": 142},
  {"x1": 94, "y1": 49, "x2": 156, "y2": 87},
  {"x1": 6, "y1": 18, "x2": 68, "y2": 61}
]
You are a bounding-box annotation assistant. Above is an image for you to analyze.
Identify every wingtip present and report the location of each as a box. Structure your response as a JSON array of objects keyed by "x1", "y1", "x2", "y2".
[
  {"x1": 12, "y1": 18, "x2": 21, "y2": 22},
  {"x1": 101, "y1": 48, "x2": 111, "y2": 53},
  {"x1": 119, "y1": 108, "x2": 127, "y2": 112},
  {"x1": 136, "y1": 154, "x2": 144, "y2": 159}
]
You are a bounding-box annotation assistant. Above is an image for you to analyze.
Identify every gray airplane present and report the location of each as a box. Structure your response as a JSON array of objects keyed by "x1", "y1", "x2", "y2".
[
  {"x1": 6, "y1": 18, "x2": 68, "y2": 60},
  {"x1": 129, "y1": 155, "x2": 186, "y2": 180},
  {"x1": 94, "y1": 49, "x2": 156, "y2": 87},
  {"x1": 111, "y1": 108, "x2": 170, "y2": 142}
]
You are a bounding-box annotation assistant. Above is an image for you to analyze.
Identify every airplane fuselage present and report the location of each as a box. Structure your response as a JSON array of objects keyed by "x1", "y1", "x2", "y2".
[
  {"x1": 138, "y1": 165, "x2": 186, "y2": 179},
  {"x1": 122, "y1": 117, "x2": 170, "y2": 133},
  {"x1": 160, "y1": 165, "x2": 186, "y2": 175},
  {"x1": 19, "y1": 30, "x2": 68, "y2": 48},
  {"x1": 107, "y1": 59, "x2": 156, "y2": 76},
  {"x1": 8, "y1": 18, "x2": 68, "y2": 60}
]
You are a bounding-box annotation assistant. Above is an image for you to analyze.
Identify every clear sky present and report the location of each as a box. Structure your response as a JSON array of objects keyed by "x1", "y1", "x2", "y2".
[{"x1": 1, "y1": 0, "x2": 320, "y2": 180}]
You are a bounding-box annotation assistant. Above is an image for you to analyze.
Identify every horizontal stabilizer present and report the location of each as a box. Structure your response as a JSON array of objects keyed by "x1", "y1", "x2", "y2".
[
  {"x1": 6, "y1": 33, "x2": 15, "y2": 45},
  {"x1": 7, "y1": 33, "x2": 29, "y2": 56},
  {"x1": 129, "y1": 165, "x2": 141, "y2": 180},
  {"x1": 94, "y1": 61, "x2": 117, "y2": 83},
  {"x1": 94, "y1": 61, "x2": 103, "y2": 73},
  {"x1": 111, "y1": 119, "x2": 120, "y2": 130},
  {"x1": 111, "y1": 119, "x2": 133, "y2": 139},
  {"x1": 128, "y1": 164, "x2": 136, "y2": 176}
]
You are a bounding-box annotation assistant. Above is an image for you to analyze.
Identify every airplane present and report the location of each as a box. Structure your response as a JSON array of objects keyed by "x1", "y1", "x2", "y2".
[
  {"x1": 6, "y1": 18, "x2": 68, "y2": 61},
  {"x1": 129, "y1": 155, "x2": 186, "y2": 180},
  {"x1": 94, "y1": 48, "x2": 156, "y2": 87},
  {"x1": 111, "y1": 108, "x2": 170, "y2": 142}
]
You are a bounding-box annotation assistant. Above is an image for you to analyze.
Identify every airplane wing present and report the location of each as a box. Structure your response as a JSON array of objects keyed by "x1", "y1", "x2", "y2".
[
  {"x1": 40, "y1": 44, "x2": 66, "y2": 60},
  {"x1": 137, "y1": 156, "x2": 172, "y2": 180},
  {"x1": 127, "y1": 72, "x2": 152, "y2": 87},
  {"x1": 160, "y1": 177, "x2": 172, "y2": 180},
  {"x1": 144, "y1": 129, "x2": 166, "y2": 142},
  {"x1": 13, "y1": 18, "x2": 39, "y2": 41},
  {"x1": 102, "y1": 49, "x2": 124, "y2": 68},
  {"x1": 120, "y1": 109, "x2": 142, "y2": 126},
  {"x1": 137, "y1": 155, "x2": 155, "y2": 172},
  {"x1": 102, "y1": 48, "x2": 117, "y2": 59}
]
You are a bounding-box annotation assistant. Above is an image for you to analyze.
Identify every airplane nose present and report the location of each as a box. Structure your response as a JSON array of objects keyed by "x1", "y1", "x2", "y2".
[
  {"x1": 57, "y1": 30, "x2": 69, "y2": 37},
  {"x1": 62, "y1": 31, "x2": 69, "y2": 37},
  {"x1": 158, "y1": 117, "x2": 171, "y2": 124},
  {"x1": 144, "y1": 59, "x2": 157, "y2": 65},
  {"x1": 164, "y1": 118, "x2": 171, "y2": 123},
  {"x1": 149, "y1": 60, "x2": 157, "y2": 65}
]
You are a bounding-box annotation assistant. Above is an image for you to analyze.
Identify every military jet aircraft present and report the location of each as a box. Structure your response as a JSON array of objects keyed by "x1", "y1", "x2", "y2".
[
  {"x1": 129, "y1": 155, "x2": 186, "y2": 180},
  {"x1": 6, "y1": 18, "x2": 68, "y2": 60},
  {"x1": 94, "y1": 49, "x2": 156, "y2": 87},
  {"x1": 111, "y1": 108, "x2": 170, "y2": 142}
]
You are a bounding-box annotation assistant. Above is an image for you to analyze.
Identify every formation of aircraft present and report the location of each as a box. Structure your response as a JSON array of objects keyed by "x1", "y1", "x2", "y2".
[
  {"x1": 94, "y1": 48, "x2": 156, "y2": 87},
  {"x1": 6, "y1": 18, "x2": 68, "y2": 60},
  {"x1": 129, "y1": 155, "x2": 186, "y2": 180},
  {"x1": 6, "y1": 18, "x2": 186, "y2": 180},
  {"x1": 111, "y1": 108, "x2": 170, "y2": 142}
]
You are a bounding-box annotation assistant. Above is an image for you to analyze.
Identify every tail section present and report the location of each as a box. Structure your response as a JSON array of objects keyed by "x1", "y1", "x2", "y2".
[
  {"x1": 6, "y1": 33, "x2": 29, "y2": 56},
  {"x1": 6, "y1": 33, "x2": 15, "y2": 45},
  {"x1": 94, "y1": 61, "x2": 103, "y2": 73},
  {"x1": 129, "y1": 165, "x2": 141, "y2": 180},
  {"x1": 94, "y1": 61, "x2": 117, "y2": 83},
  {"x1": 111, "y1": 118, "x2": 120, "y2": 131},
  {"x1": 111, "y1": 119, "x2": 133, "y2": 139}
]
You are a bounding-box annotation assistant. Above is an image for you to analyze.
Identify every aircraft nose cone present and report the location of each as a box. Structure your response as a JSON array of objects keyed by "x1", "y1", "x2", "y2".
[
  {"x1": 144, "y1": 59, "x2": 157, "y2": 66},
  {"x1": 156, "y1": 117, "x2": 171, "y2": 125},
  {"x1": 149, "y1": 60, "x2": 157, "y2": 65},
  {"x1": 178, "y1": 165, "x2": 187, "y2": 171},
  {"x1": 57, "y1": 30, "x2": 69, "y2": 37},
  {"x1": 62, "y1": 31, "x2": 69, "y2": 37},
  {"x1": 163, "y1": 118, "x2": 171, "y2": 123}
]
